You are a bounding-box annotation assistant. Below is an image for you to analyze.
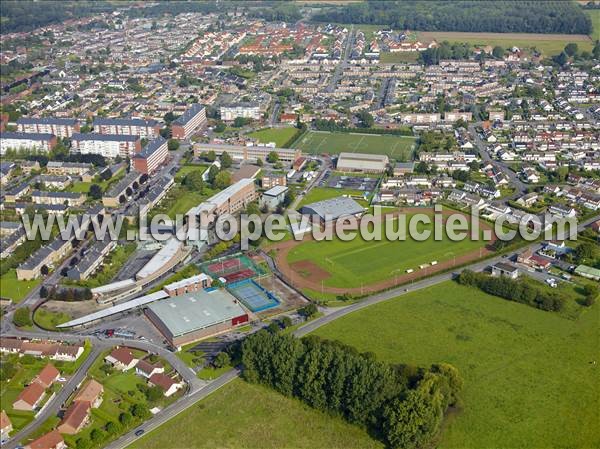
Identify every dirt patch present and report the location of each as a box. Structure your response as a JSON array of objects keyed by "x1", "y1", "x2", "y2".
[{"x1": 291, "y1": 260, "x2": 331, "y2": 282}]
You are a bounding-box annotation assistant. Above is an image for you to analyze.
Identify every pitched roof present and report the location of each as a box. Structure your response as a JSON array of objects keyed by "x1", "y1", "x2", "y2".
[
  {"x1": 135, "y1": 359, "x2": 161, "y2": 376},
  {"x1": 148, "y1": 373, "x2": 177, "y2": 390},
  {"x1": 59, "y1": 400, "x2": 90, "y2": 431},
  {"x1": 26, "y1": 430, "x2": 64, "y2": 449},
  {"x1": 0, "y1": 410, "x2": 11, "y2": 430},
  {"x1": 74, "y1": 379, "x2": 103, "y2": 404},
  {"x1": 108, "y1": 347, "x2": 136, "y2": 365},
  {"x1": 35, "y1": 364, "x2": 59, "y2": 387},
  {"x1": 16, "y1": 382, "x2": 46, "y2": 407}
]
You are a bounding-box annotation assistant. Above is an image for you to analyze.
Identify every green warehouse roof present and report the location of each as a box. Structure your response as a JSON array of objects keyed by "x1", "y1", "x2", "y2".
[
  {"x1": 574, "y1": 264, "x2": 600, "y2": 279},
  {"x1": 147, "y1": 289, "x2": 247, "y2": 337}
]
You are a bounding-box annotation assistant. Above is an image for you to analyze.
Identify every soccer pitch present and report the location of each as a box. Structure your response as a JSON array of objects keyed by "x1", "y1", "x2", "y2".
[
  {"x1": 292, "y1": 131, "x2": 416, "y2": 160},
  {"x1": 286, "y1": 213, "x2": 486, "y2": 289}
]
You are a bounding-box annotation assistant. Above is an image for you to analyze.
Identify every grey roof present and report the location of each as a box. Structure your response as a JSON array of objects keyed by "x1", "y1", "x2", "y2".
[
  {"x1": 263, "y1": 185, "x2": 288, "y2": 197},
  {"x1": 67, "y1": 238, "x2": 113, "y2": 278},
  {"x1": 147, "y1": 289, "x2": 247, "y2": 337},
  {"x1": 105, "y1": 170, "x2": 141, "y2": 197},
  {"x1": 31, "y1": 190, "x2": 83, "y2": 199},
  {"x1": 72, "y1": 133, "x2": 139, "y2": 142},
  {"x1": 17, "y1": 117, "x2": 78, "y2": 126},
  {"x1": 93, "y1": 117, "x2": 158, "y2": 127},
  {"x1": 134, "y1": 137, "x2": 167, "y2": 159},
  {"x1": 172, "y1": 103, "x2": 204, "y2": 126},
  {"x1": 300, "y1": 196, "x2": 364, "y2": 221},
  {"x1": 1, "y1": 131, "x2": 55, "y2": 140}
]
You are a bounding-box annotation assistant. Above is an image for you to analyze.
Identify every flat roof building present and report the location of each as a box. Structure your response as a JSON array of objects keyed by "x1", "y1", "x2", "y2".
[
  {"x1": 0, "y1": 132, "x2": 57, "y2": 154},
  {"x1": 300, "y1": 196, "x2": 365, "y2": 226},
  {"x1": 145, "y1": 289, "x2": 249, "y2": 347},
  {"x1": 93, "y1": 117, "x2": 160, "y2": 138},
  {"x1": 194, "y1": 142, "x2": 301, "y2": 163},
  {"x1": 71, "y1": 133, "x2": 141, "y2": 158},
  {"x1": 17, "y1": 117, "x2": 79, "y2": 138},
  {"x1": 336, "y1": 152, "x2": 389, "y2": 173},
  {"x1": 171, "y1": 104, "x2": 207, "y2": 139},
  {"x1": 132, "y1": 137, "x2": 168, "y2": 175}
]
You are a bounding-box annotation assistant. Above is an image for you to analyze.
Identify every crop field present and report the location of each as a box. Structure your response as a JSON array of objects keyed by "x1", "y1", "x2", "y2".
[
  {"x1": 247, "y1": 127, "x2": 299, "y2": 147},
  {"x1": 282, "y1": 211, "x2": 487, "y2": 291},
  {"x1": 417, "y1": 31, "x2": 594, "y2": 55},
  {"x1": 293, "y1": 130, "x2": 416, "y2": 160},
  {"x1": 129, "y1": 379, "x2": 382, "y2": 449},
  {"x1": 313, "y1": 281, "x2": 600, "y2": 449}
]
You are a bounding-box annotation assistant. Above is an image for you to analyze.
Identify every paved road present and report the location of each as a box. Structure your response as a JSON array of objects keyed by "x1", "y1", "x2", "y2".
[{"x1": 326, "y1": 25, "x2": 354, "y2": 93}]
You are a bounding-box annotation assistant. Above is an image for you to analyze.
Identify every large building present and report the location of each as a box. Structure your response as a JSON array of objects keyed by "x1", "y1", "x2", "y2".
[
  {"x1": 336, "y1": 152, "x2": 389, "y2": 173},
  {"x1": 102, "y1": 170, "x2": 143, "y2": 207},
  {"x1": 31, "y1": 190, "x2": 86, "y2": 207},
  {"x1": 300, "y1": 196, "x2": 365, "y2": 227},
  {"x1": 93, "y1": 117, "x2": 161, "y2": 138},
  {"x1": 132, "y1": 137, "x2": 168, "y2": 174},
  {"x1": 171, "y1": 104, "x2": 206, "y2": 139},
  {"x1": 145, "y1": 289, "x2": 249, "y2": 347},
  {"x1": 220, "y1": 102, "x2": 261, "y2": 121},
  {"x1": 0, "y1": 132, "x2": 57, "y2": 154},
  {"x1": 71, "y1": 133, "x2": 141, "y2": 158},
  {"x1": 194, "y1": 142, "x2": 301, "y2": 163},
  {"x1": 17, "y1": 117, "x2": 80, "y2": 138}
]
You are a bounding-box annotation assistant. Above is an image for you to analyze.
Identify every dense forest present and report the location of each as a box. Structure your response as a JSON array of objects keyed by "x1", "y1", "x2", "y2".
[
  {"x1": 313, "y1": 1, "x2": 593, "y2": 35},
  {"x1": 241, "y1": 330, "x2": 462, "y2": 449}
]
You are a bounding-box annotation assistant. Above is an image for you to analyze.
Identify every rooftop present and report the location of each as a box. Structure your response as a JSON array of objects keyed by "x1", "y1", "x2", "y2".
[{"x1": 300, "y1": 196, "x2": 364, "y2": 221}]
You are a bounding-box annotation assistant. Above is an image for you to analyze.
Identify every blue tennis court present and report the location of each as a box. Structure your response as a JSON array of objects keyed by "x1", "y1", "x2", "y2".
[{"x1": 227, "y1": 279, "x2": 280, "y2": 312}]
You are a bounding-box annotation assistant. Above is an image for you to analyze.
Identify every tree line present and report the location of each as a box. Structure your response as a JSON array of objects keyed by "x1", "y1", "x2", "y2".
[
  {"x1": 314, "y1": 118, "x2": 413, "y2": 136},
  {"x1": 241, "y1": 330, "x2": 462, "y2": 449},
  {"x1": 457, "y1": 270, "x2": 566, "y2": 312},
  {"x1": 313, "y1": 1, "x2": 592, "y2": 35}
]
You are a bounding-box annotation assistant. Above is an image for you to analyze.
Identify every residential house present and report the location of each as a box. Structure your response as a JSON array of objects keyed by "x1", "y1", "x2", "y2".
[
  {"x1": 491, "y1": 262, "x2": 519, "y2": 279},
  {"x1": 0, "y1": 410, "x2": 12, "y2": 440},
  {"x1": 104, "y1": 347, "x2": 138, "y2": 371},
  {"x1": 135, "y1": 360, "x2": 164, "y2": 379},
  {"x1": 24, "y1": 430, "x2": 66, "y2": 449},
  {"x1": 13, "y1": 382, "x2": 46, "y2": 411},
  {"x1": 148, "y1": 373, "x2": 182, "y2": 397}
]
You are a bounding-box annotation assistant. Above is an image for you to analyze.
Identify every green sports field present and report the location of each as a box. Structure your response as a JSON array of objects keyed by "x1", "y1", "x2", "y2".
[
  {"x1": 314, "y1": 281, "x2": 599, "y2": 449},
  {"x1": 293, "y1": 130, "x2": 416, "y2": 160},
  {"x1": 129, "y1": 379, "x2": 382, "y2": 449},
  {"x1": 287, "y1": 213, "x2": 485, "y2": 288}
]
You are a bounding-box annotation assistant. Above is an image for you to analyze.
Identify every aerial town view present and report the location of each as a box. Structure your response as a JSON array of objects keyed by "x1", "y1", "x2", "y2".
[{"x1": 0, "y1": 1, "x2": 599, "y2": 448}]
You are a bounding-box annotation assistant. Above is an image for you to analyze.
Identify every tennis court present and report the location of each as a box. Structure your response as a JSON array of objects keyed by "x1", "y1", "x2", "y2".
[{"x1": 227, "y1": 279, "x2": 280, "y2": 312}]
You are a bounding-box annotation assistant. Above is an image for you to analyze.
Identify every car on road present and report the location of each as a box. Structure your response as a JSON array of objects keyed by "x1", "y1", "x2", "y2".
[{"x1": 135, "y1": 429, "x2": 145, "y2": 436}]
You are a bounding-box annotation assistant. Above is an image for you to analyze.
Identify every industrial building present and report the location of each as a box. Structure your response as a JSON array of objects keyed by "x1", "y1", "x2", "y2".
[
  {"x1": 336, "y1": 152, "x2": 389, "y2": 173},
  {"x1": 171, "y1": 103, "x2": 207, "y2": 139},
  {"x1": 145, "y1": 289, "x2": 249, "y2": 347},
  {"x1": 0, "y1": 132, "x2": 57, "y2": 154},
  {"x1": 71, "y1": 133, "x2": 141, "y2": 158},
  {"x1": 17, "y1": 117, "x2": 80, "y2": 138},
  {"x1": 300, "y1": 196, "x2": 365, "y2": 227}
]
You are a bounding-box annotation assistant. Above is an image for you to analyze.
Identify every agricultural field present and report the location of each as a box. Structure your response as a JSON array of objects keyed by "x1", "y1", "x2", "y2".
[
  {"x1": 292, "y1": 130, "x2": 416, "y2": 160},
  {"x1": 0, "y1": 269, "x2": 41, "y2": 303},
  {"x1": 247, "y1": 127, "x2": 299, "y2": 147},
  {"x1": 129, "y1": 379, "x2": 382, "y2": 449},
  {"x1": 313, "y1": 281, "x2": 600, "y2": 449},
  {"x1": 286, "y1": 212, "x2": 486, "y2": 289},
  {"x1": 417, "y1": 31, "x2": 594, "y2": 56}
]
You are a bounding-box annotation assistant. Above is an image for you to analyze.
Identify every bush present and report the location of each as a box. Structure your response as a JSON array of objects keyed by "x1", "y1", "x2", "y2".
[
  {"x1": 212, "y1": 351, "x2": 231, "y2": 369},
  {"x1": 13, "y1": 307, "x2": 32, "y2": 327}
]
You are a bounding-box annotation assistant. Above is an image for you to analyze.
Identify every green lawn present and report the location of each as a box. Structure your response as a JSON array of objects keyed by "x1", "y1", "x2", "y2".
[
  {"x1": 174, "y1": 164, "x2": 208, "y2": 182},
  {"x1": 287, "y1": 213, "x2": 484, "y2": 288},
  {"x1": 0, "y1": 269, "x2": 41, "y2": 303},
  {"x1": 313, "y1": 281, "x2": 600, "y2": 449},
  {"x1": 150, "y1": 185, "x2": 212, "y2": 219},
  {"x1": 587, "y1": 9, "x2": 600, "y2": 41},
  {"x1": 129, "y1": 379, "x2": 382, "y2": 449},
  {"x1": 416, "y1": 31, "x2": 594, "y2": 56},
  {"x1": 33, "y1": 308, "x2": 72, "y2": 331},
  {"x1": 248, "y1": 127, "x2": 299, "y2": 147},
  {"x1": 292, "y1": 130, "x2": 415, "y2": 160}
]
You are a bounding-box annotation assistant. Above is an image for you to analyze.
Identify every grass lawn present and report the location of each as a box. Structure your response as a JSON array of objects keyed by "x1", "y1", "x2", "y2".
[
  {"x1": 292, "y1": 130, "x2": 416, "y2": 160},
  {"x1": 313, "y1": 281, "x2": 600, "y2": 449},
  {"x1": 287, "y1": 213, "x2": 484, "y2": 288},
  {"x1": 174, "y1": 164, "x2": 208, "y2": 182},
  {"x1": 0, "y1": 269, "x2": 41, "y2": 303},
  {"x1": 129, "y1": 379, "x2": 383, "y2": 449},
  {"x1": 33, "y1": 308, "x2": 72, "y2": 331},
  {"x1": 297, "y1": 186, "x2": 369, "y2": 208},
  {"x1": 587, "y1": 9, "x2": 600, "y2": 41},
  {"x1": 416, "y1": 31, "x2": 594, "y2": 56},
  {"x1": 379, "y1": 51, "x2": 420, "y2": 63},
  {"x1": 248, "y1": 127, "x2": 299, "y2": 147},
  {"x1": 150, "y1": 185, "x2": 212, "y2": 219}
]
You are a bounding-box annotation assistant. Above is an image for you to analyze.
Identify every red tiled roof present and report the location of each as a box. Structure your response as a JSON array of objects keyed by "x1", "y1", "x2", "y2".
[
  {"x1": 27, "y1": 429, "x2": 64, "y2": 449},
  {"x1": 108, "y1": 347, "x2": 135, "y2": 365},
  {"x1": 35, "y1": 364, "x2": 59, "y2": 388},
  {"x1": 15, "y1": 382, "x2": 45, "y2": 407},
  {"x1": 148, "y1": 373, "x2": 176, "y2": 390}
]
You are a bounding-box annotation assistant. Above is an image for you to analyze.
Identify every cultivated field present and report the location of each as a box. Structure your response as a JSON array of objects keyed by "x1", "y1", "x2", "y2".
[
  {"x1": 247, "y1": 127, "x2": 299, "y2": 147},
  {"x1": 417, "y1": 31, "x2": 594, "y2": 55},
  {"x1": 313, "y1": 282, "x2": 600, "y2": 449},
  {"x1": 130, "y1": 379, "x2": 382, "y2": 449},
  {"x1": 279, "y1": 209, "x2": 489, "y2": 292},
  {"x1": 293, "y1": 130, "x2": 416, "y2": 160}
]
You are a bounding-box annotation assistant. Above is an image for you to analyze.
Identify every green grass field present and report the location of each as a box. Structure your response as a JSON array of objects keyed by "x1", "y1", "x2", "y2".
[
  {"x1": 417, "y1": 31, "x2": 594, "y2": 55},
  {"x1": 313, "y1": 282, "x2": 600, "y2": 449},
  {"x1": 287, "y1": 214, "x2": 484, "y2": 288},
  {"x1": 174, "y1": 164, "x2": 207, "y2": 182},
  {"x1": 129, "y1": 379, "x2": 382, "y2": 449},
  {"x1": 248, "y1": 127, "x2": 299, "y2": 147},
  {"x1": 380, "y1": 51, "x2": 421, "y2": 63},
  {"x1": 587, "y1": 9, "x2": 600, "y2": 41},
  {"x1": 33, "y1": 308, "x2": 72, "y2": 331},
  {"x1": 0, "y1": 269, "x2": 41, "y2": 303},
  {"x1": 293, "y1": 130, "x2": 415, "y2": 160}
]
